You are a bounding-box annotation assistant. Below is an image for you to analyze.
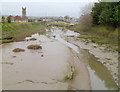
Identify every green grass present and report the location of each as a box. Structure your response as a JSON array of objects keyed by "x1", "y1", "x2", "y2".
[
  {"x1": 1, "y1": 22, "x2": 50, "y2": 42},
  {"x1": 0, "y1": 39, "x2": 13, "y2": 44},
  {"x1": 67, "y1": 24, "x2": 119, "y2": 52},
  {"x1": 47, "y1": 22, "x2": 69, "y2": 27},
  {"x1": 64, "y1": 75, "x2": 73, "y2": 80},
  {"x1": 79, "y1": 36, "x2": 90, "y2": 39}
]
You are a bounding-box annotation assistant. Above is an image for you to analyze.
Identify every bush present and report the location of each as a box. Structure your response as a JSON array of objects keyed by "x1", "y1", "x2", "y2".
[{"x1": 79, "y1": 14, "x2": 93, "y2": 31}]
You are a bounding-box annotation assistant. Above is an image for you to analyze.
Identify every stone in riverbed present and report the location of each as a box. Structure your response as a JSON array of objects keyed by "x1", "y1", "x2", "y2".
[{"x1": 29, "y1": 38, "x2": 37, "y2": 41}]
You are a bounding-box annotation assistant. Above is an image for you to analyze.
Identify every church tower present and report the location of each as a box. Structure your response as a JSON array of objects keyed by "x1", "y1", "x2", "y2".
[
  {"x1": 22, "y1": 7, "x2": 28, "y2": 22},
  {"x1": 22, "y1": 7, "x2": 26, "y2": 18}
]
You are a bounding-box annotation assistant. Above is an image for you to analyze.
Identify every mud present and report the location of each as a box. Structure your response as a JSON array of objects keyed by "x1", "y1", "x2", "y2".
[
  {"x1": 13, "y1": 48, "x2": 25, "y2": 52},
  {"x1": 27, "y1": 45, "x2": 42, "y2": 49},
  {"x1": 1, "y1": 34, "x2": 90, "y2": 90}
]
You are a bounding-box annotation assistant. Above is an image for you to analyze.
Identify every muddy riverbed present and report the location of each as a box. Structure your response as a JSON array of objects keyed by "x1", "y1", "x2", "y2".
[{"x1": 0, "y1": 27, "x2": 119, "y2": 90}]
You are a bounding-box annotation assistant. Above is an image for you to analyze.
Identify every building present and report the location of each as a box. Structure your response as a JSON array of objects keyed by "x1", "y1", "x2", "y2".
[
  {"x1": 7, "y1": 7, "x2": 28, "y2": 22},
  {"x1": 22, "y1": 7, "x2": 28, "y2": 22},
  {"x1": 14, "y1": 15, "x2": 22, "y2": 22},
  {"x1": 9, "y1": 15, "x2": 14, "y2": 22}
]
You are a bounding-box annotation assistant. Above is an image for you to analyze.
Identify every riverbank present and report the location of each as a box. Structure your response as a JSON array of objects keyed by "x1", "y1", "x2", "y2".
[
  {"x1": 66, "y1": 25, "x2": 119, "y2": 52},
  {"x1": 1, "y1": 22, "x2": 50, "y2": 44},
  {"x1": 65, "y1": 35, "x2": 118, "y2": 87}
]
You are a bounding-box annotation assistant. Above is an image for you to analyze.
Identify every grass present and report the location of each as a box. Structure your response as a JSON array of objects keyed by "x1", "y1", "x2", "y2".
[
  {"x1": 67, "y1": 24, "x2": 119, "y2": 52},
  {"x1": 0, "y1": 39, "x2": 13, "y2": 44},
  {"x1": 64, "y1": 75, "x2": 73, "y2": 80},
  {"x1": 47, "y1": 21, "x2": 69, "y2": 27},
  {"x1": 1, "y1": 22, "x2": 50, "y2": 43}
]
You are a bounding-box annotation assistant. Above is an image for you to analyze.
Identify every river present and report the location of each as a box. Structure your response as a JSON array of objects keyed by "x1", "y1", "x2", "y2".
[{"x1": 0, "y1": 27, "x2": 118, "y2": 90}]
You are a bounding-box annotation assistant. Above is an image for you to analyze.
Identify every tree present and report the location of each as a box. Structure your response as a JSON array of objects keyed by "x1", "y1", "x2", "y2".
[
  {"x1": 91, "y1": 2, "x2": 104, "y2": 25},
  {"x1": 81, "y1": 3, "x2": 94, "y2": 15},
  {"x1": 79, "y1": 14, "x2": 93, "y2": 31},
  {"x1": 91, "y1": 2, "x2": 120, "y2": 27},
  {"x1": 2, "y1": 16, "x2": 5, "y2": 23},
  {"x1": 64, "y1": 16, "x2": 70, "y2": 20},
  {"x1": 7, "y1": 16, "x2": 11, "y2": 23}
]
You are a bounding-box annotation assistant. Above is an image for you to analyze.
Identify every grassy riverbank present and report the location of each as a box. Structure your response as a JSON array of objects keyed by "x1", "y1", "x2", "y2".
[
  {"x1": 1, "y1": 22, "x2": 50, "y2": 44},
  {"x1": 47, "y1": 21, "x2": 69, "y2": 27},
  {"x1": 67, "y1": 24, "x2": 119, "y2": 52}
]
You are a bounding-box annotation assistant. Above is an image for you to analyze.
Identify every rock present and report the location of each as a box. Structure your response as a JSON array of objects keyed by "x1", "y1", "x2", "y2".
[
  {"x1": 103, "y1": 62, "x2": 107, "y2": 65},
  {"x1": 105, "y1": 58, "x2": 112, "y2": 60},
  {"x1": 13, "y1": 48, "x2": 25, "y2": 52},
  {"x1": 99, "y1": 47, "x2": 105, "y2": 50},
  {"x1": 1, "y1": 62, "x2": 13, "y2": 65},
  {"x1": 29, "y1": 38, "x2": 37, "y2": 41},
  {"x1": 27, "y1": 45, "x2": 42, "y2": 50},
  {"x1": 41, "y1": 55, "x2": 44, "y2": 57},
  {"x1": 92, "y1": 44, "x2": 97, "y2": 48},
  {"x1": 13, "y1": 56, "x2": 16, "y2": 58}
]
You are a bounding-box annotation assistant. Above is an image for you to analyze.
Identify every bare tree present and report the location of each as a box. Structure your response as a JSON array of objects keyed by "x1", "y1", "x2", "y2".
[
  {"x1": 78, "y1": 3, "x2": 94, "y2": 31},
  {"x1": 79, "y1": 14, "x2": 93, "y2": 31},
  {"x1": 80, "y1": 3, "x2": 94, "y2": 15}
]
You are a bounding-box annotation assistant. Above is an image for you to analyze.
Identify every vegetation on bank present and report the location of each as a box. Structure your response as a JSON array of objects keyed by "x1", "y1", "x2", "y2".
[
  {"x1": 92, "y1": 2, "x2": 120, "y2": 27},
  {"x1": 1, "y1": 22, "x2": 50, "y2": 44},
  {"x1": 67, "y1": 2, "x2": 120, "y2": 52},
  {"x1": 67, "y1": 24, "x2": 119, "y2": 51},
  {"x1": 47, "y1": 21, "x2": 69, "y2": 27}
]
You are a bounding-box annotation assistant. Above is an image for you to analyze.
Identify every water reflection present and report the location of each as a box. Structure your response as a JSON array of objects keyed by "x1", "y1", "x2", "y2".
[{"x1": 78, "y1": 49, "x2": 118, "y2": 90}]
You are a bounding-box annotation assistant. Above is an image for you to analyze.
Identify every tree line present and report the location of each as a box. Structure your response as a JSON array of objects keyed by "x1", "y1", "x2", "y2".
[
  {"x1": 91, "y1": 1, "x2": 120, "y2": 28},
  {"x1": 2, "y1": 16, "x2": 11, "y2": 23}
]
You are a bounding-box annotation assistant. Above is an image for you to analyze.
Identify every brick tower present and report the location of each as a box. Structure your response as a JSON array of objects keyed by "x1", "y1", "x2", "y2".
[{"x1": 22, "y1": 7, "x2": 27, "y2": 22}]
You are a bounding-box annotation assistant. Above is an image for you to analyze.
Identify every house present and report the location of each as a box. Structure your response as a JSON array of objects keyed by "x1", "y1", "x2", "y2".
[
  {"x1": 9, "y1": 15, "x2": 14, "y2": 22},
  {"x1": 14, "y1": 15, "x2": 22, "y2": 22},
  {"x1": 22, "y1": 16, "x2": 28, "y2": 22}
]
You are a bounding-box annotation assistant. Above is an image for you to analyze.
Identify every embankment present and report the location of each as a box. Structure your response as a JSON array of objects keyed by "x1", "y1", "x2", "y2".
[
  {"x1": 1, "y1": 22, "x2": 50, "y2": 43},
  {"x1": 66, "y1": 25, "x2": 119, "y2": 52}
]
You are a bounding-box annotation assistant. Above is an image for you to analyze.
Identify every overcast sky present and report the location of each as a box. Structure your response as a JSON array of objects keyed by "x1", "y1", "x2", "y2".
[{"x1": 1, "y1": 0, "x2": 98, "y2": 18}]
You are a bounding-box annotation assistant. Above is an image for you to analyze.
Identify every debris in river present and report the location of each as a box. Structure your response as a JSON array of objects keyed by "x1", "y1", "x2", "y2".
[
  {"x1": 53, "y1": 36, "x2": 56, "y2": 38},
  {"x1": 105, "y1": 58, "x2": 112, "y2": 60},
  {"x1": 92, "y1": 44, "x2": 97, "y2": 48},
  {"x1": 64, "y1": 66, "x2": 74, "y2": 81},
  {"x1": 1, "y1": 62, "x2": 13, "y2": 65},
  {"x1": 13, "y1": 48, "x2": 25, "y2": 52},
  {"x1": 29, "y1": 38, "x2": 37, "y2": 41},
  {"x1": 27, "y1": 45, "x2": 42, "y2": 50},
  {"x1": 13, "y1": 56, "x2": 16, "y2": 58}
]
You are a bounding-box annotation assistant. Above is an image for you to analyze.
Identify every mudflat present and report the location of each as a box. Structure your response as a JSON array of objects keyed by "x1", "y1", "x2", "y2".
[{"x1": 1, "y1": 35, "x2": 91, "y2": 90}]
